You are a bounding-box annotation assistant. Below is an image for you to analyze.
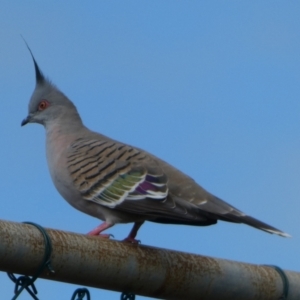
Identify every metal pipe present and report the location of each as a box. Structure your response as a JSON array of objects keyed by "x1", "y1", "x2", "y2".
[{"x1": 0, "y1": 219, "x2": 298, "y2": 300}]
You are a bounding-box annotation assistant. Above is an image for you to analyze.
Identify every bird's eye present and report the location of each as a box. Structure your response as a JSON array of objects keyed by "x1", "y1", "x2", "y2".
[{"x1": 38, "y1": 100, "x2": 49, "y2": 111}]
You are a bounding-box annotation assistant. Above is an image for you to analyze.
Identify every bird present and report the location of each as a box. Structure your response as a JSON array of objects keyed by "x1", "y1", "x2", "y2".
[{"x1": 21, "y1": 45, "x2": 290, "y2": 243}]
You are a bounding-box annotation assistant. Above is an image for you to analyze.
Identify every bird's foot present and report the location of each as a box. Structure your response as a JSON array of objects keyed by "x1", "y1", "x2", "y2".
[
  {"x1": 98, "y1": 233, "x2": 114, "y2": 239},
  {"x1": 87, "y1": 232, "x2": 114, "y2": 239},
  {"x1": 97, "y1": 233, "x2": 114, "y2": 239},
  {"x1": 122, "y1": 221, "x2": 144, "y2": 244},
  {"x1": 122, "y1": 237, "x2": 141, "y2": 244}
]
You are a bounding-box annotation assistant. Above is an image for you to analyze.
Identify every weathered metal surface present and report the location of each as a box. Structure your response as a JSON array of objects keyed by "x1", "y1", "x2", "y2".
[{"x1": 0, "y1": 219, "x2": 298, "y2": 300}]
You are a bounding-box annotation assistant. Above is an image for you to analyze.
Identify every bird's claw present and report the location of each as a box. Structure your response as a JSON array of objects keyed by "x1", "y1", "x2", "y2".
[
  {"x1": 98, "y1": 233, "x2": 114, "y2": 239},
  {"x1": 88, "y1": 232, "x2": 114, "y2": 239},
  {"x1": 123, "y1": 237, "x2": 141, "y2": 244}
]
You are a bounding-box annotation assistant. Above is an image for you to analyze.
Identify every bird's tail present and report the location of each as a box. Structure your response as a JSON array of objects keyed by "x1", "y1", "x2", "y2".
[{"x1": 221, "y1": 214, "x2": 291, "y2": 238}]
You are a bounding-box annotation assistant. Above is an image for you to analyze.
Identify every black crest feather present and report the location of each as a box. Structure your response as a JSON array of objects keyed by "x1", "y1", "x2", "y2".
[{"x1": 21, "y1": 36, "x2": 45, "y2": 84}]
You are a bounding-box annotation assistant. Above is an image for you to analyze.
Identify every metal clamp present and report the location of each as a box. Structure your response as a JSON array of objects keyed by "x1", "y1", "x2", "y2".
[{"x1": 265, "y1": 265, "x2": 289, "y2": 300}]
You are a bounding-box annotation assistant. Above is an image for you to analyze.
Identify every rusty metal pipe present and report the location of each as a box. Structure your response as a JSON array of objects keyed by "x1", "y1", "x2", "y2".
[{"x1": 0, "y1": 219, "x2": 298, "y2": 300}]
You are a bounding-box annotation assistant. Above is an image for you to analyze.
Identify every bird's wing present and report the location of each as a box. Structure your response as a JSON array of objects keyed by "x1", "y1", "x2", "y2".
[
  {"x1": 67, "y1": 137, "x2": 211, "y2": 222},
  {"x1": 67, "y1": 138, "x2": 170, "y2": 208}
]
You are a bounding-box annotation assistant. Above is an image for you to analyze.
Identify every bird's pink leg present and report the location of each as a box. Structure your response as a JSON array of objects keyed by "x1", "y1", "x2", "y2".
[
  {"x1": 87, "y1": 222, "x2": 113, "y2": 238},
  {"x1": 123, "y1": 221, "x2": 144, "y2": 243}
]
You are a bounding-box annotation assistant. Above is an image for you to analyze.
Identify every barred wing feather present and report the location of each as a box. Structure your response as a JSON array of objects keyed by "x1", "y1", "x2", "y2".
[{"x1": 67, "y1": 138, "x2": 168, "y2": 208}]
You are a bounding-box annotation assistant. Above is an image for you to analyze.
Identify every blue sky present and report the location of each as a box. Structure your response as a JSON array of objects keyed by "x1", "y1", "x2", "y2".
[{"x1": 1, "y1": 1, "x2": 300, "y2": 299}]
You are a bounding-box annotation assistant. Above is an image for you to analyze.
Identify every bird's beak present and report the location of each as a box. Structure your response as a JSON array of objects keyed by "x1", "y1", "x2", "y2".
[{"x1": 21, "y1": 115, "x2": 31, "y2": 126}]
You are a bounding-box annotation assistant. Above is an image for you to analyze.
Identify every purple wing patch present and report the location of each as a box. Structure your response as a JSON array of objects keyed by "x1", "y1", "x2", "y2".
[{"x1": 135, "y1": 174, "x2": 168, "y2": 199}]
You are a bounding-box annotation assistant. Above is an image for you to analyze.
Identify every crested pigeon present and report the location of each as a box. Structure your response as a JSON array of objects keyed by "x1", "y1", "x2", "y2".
[{"x1": 21, "y1": 45, "x2": 290, "y2": 243}]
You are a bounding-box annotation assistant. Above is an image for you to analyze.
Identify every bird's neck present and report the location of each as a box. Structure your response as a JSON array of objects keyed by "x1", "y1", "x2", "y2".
[{"x1": 45, "y1": 110, "x2": 86, "y2": 137}]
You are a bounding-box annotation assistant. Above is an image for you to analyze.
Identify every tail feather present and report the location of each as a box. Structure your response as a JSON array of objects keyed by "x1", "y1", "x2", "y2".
[{"x1": 221, "y1": 214, "x2": 291, "y2": 238}]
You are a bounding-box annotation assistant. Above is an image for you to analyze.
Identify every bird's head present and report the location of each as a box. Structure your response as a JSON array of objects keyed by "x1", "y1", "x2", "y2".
[{"x1": 21, "y1": 43, "x2": 81, "y2": 129}]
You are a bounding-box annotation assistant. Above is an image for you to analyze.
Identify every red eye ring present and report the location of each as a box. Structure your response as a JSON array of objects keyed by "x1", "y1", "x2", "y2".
[{"x1": 38, "y1": 100, "x2": 49, "y2": 111}]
